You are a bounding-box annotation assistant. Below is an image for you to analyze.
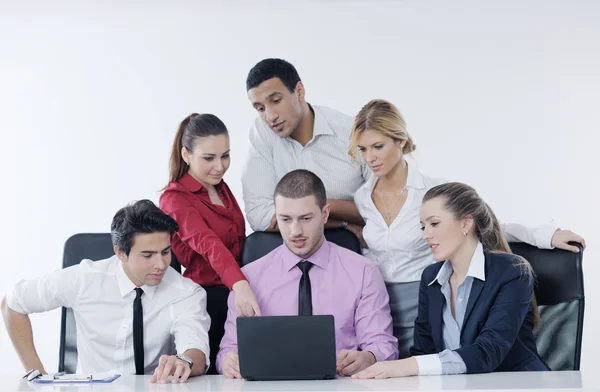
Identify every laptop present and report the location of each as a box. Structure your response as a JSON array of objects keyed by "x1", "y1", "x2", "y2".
[{"x1": 237, "y1": 315, "x2": 337, "y2": 381}]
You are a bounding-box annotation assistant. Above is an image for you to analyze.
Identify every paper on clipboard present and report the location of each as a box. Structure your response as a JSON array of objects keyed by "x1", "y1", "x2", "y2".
[{"x1": 33, "y1": 370, "x2": 120, "y2": 384}]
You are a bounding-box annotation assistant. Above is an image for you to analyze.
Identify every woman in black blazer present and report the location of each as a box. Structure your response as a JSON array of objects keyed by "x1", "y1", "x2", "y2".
[{"x1": 354, "y1": 182, "x2": 548, "y2": 379}]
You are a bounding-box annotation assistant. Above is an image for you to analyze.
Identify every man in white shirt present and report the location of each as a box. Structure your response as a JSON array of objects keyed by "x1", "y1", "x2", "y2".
[
  {"x1": 1, "y1": 200, "x2": 210, "y2": 384},
  {"x1": 242, "y1": 58, "x2": 370, "y2": 241}
]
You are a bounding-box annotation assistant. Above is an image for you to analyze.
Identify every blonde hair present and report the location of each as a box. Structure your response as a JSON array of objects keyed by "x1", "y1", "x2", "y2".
[{"x1": 348, "y1": 99, "x2": 416, "y2": 161}]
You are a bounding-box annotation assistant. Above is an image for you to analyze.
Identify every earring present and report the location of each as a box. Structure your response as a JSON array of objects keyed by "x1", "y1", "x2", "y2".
[{"x1": 463, "y1": 231, "x2": 467, "y2": 236}]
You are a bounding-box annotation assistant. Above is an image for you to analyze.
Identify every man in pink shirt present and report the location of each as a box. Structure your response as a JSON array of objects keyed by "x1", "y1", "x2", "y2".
[{"x1": 217, "y1": 169, "x2": 398, "y2": 378}]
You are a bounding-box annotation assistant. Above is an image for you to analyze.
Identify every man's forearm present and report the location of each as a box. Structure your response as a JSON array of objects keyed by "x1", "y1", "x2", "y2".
[
  {"x1": 245, "y1": 200, "x2": 276, "y2": 232},
  {"x1": 327, "y1": 199, "x2": 364, "y2": 225},
  {"x1": 325, "y1": 219, "x2": 346, "y2": 229},
  {"x1": 262, "y1": 219, "x2": 349, "y2": 231},
  {"x1": 1, "y1": 297, "x2": 47, "y2": 373},
  {"x1": 183, "y1": 349, "x2": 207, "y2": 377}
]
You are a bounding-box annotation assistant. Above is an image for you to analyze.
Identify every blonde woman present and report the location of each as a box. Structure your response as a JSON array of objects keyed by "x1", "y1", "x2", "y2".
[{"x1": 349, "y1": 99, "x2": 586, "y2": 359}]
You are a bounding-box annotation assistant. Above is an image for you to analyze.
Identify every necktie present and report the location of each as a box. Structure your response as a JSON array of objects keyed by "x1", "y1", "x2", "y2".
[
  {"x1": 133, "y1": 287, "x2": 144, "y2": 375},
  {"x1": 297, "y1": 261, "x2": 314, "y2": 316}
]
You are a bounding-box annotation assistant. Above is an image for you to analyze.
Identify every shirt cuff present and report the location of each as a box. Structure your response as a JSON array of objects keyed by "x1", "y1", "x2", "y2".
[
  {"x1": 362, "y1": 341, "x2": 398, "y2": 361},
  {"x1": 439, "y1": 350, "x2": 467, "y2": 375},
  {"x1": 216, "y1": 348, "x2": 234, "y2": 375},
  {"x1": 221, "y1": 267, "x2": 247, "y2": 290},
  {"x1": 180, "y1": 347, "x2": 210, "y2": 371},
  {"x1": 535, "y1": 223, "x2": 559, "y2": 249},
  {"x1": 415, "y1": 354, "x2": 442, "y2": 376},
  {"x1": 366, "y1": 349, "x2": 386, "y2": 363}
]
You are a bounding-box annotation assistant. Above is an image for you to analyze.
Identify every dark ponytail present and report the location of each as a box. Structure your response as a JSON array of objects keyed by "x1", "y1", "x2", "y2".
[
  {"x1": 166, "y1": 113, "x2": 229, "y2": 187},
  {"x1": 423, "y1": 182, "x2": 540, "y2": 328}
]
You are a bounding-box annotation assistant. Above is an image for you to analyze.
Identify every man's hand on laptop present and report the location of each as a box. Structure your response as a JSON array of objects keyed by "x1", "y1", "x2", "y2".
[
  {"x1": 232, "y1": 280, "x2": 262, "y2": 317},
  {"x1": 222, "y1": 351, "x2": 242, "y2": 379},
  {"x1": 336, "y1": 350, "x2": 376, "y2": 376}
]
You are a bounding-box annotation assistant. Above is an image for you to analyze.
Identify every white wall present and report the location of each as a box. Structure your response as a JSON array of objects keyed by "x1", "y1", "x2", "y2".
[{"x1": 1, "y1": 0, "x2": 598, "y2": 375}]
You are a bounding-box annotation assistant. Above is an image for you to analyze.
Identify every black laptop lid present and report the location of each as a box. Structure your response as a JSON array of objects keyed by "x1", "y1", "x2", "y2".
[{"x1": 237, "y1": 315, "x2": 337, "y2": 381}]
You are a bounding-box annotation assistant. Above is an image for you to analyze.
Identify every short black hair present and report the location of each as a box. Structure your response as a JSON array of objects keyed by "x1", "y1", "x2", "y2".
[
  {"x1": 274, "y1": 169, "x2": 327, "y2": 209},
  {"x1": 110, "y1": 199, "x2": 179, "y2": 255},
  {"x1": 246, "y1": 58, "x2": 301, "y2": 93}
]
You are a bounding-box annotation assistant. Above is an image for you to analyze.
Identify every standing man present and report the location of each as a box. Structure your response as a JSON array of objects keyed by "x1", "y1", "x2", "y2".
[{"x1": 242, "y1": 58, "x2": 370, "y2": 243}]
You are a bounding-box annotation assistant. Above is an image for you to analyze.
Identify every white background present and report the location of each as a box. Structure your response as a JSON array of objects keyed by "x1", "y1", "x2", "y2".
[{"x1": 1, "y1": 0, "x2": 598, "y2": 375}]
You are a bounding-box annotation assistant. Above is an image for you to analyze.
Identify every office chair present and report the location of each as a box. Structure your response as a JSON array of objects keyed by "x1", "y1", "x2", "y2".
[
  {"x1": 58, "y1": 233, "x2": 182, "y2": 373},
  {"x1": 509, "y1": 241, "x2": 585, "y2": 371},
  {"x1": 240, "y1": 228, "x2": 362, "y2": 266}
]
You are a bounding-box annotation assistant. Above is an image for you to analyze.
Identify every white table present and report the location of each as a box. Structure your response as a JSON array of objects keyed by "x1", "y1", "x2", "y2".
[{"x1": 7, "y1": 372, "x2": 594, "y2": 392}]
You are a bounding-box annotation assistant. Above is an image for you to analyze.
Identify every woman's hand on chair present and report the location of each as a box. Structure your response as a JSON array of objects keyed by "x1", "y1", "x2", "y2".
[{"x1": 551, "y1": 230, "x2": 586, "y2": 253}]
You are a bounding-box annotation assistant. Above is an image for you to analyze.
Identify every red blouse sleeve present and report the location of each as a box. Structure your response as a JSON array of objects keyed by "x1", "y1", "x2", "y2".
[{"x1": 160, "y1": 190, "x2": 246, "y2": 289}]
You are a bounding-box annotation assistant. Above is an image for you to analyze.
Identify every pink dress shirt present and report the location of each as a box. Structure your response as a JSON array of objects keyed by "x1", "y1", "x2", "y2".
[{"x1": 216, "y1": 240, "x2": 398, "y2": 373}]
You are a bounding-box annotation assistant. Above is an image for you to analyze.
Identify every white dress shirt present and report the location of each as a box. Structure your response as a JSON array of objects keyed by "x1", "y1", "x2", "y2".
[
  {"x1": 242, "y1": 104, "x2": 372, "y2": 231},
  {"x1": 7, "y1": 256, "x2": 211, "y2": 374},
  {"x1": 354, "y1": 162, "x2": 558, "y2": 283}
]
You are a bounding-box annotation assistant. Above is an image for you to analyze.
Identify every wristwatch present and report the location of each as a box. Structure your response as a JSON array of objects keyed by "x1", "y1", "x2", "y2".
[
  {"x1": 175, "y1": 353, "x2": 194, "y2": 370},
  {"x1": 340, "y1": 220, "x2": 348, "y2": 229}
]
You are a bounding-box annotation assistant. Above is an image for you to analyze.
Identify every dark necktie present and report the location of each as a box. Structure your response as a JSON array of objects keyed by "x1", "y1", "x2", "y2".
[
  {"x1": 133, "y1": 287, "x2": 144, "y2": 375},
  {"x1": 297, "y1": 261, "x2": 314, "y2": 316}
]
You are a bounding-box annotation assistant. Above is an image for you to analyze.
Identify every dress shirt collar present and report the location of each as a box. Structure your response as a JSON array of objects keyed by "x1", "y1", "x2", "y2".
[
  {"x1": 178, "y1": 172, "x2": 204, "y2": 193},
  {"x1": 406, "y1": 161, "x2": 426, "y2": 190},
  {"x1": 311, "y1": 104, "x2": 335, "y2": 138},
  {"x1": 115, "y1": 257, "x2": 158, "y2": 300},
  {"x1": 428, "y1": 242, "x2": 486, "y2": 286},
  {"x1": 178, "y1": 172, "x2": 225, "y2": 194},
  {"x1": 282, "y1": 104, "x2": 333, "y2": 145},
  {"x1": 366, "y1": 160, "x2": 426, "y2": 192},
  {"x1": 281, "y1": 238, "x2": 331, "y2": 272}
]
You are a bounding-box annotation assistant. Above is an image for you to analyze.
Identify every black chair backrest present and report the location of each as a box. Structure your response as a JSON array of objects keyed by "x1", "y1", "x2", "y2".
[
  {"x1": 58, "y1": 233, "x2": 182, "y2": 373},
  {"x1": 240, "y1": 228, "x2": 362, "y2": 266},
  {"x1": 508, "y1": 241, "x2": 584, "y2": 371}
]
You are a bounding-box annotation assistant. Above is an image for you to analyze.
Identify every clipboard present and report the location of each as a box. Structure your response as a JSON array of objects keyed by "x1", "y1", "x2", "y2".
[{"x1": 25, "y1": 370, "x2": 121, "y2": 384}]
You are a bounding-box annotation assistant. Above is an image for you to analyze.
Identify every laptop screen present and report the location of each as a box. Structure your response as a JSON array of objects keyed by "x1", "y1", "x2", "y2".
[{"x1": 237, "y1": 315, "x2": 337, "y2": 381}]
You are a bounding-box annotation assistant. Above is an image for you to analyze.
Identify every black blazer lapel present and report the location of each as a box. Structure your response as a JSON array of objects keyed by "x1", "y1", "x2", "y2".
[
  {"x1": 428, "y1": 284, "x2": 445, "y2": 351},
  {"x1": 462, "y1": 279, "x2": 484, "y2": 332}
]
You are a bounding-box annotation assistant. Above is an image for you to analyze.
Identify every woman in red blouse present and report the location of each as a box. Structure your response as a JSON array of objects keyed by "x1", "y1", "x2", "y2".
[{"x1": 160, "y1": 113, "x2": 261, "y2": 374}]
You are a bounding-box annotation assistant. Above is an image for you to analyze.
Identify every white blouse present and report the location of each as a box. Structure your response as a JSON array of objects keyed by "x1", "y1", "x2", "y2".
[{"x1": 354, "y1": 163, "x2": 557, "y2": 283}]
